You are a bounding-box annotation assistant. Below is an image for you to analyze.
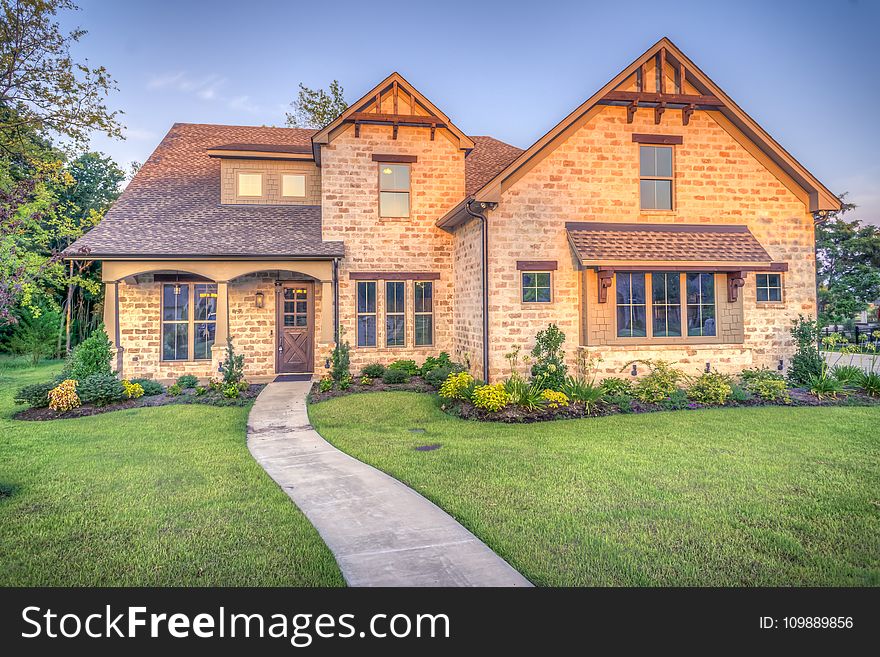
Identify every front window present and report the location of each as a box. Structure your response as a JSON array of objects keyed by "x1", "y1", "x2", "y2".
[
  {"x1": 639, "y1": 145, "x2": 673, "y2": 210},
  {"x1": 686, "y1": 273, "x2": 716, "y2": 336},
  {"x1": 162, "y1": 283, "x2": 217, "y2": 361},
  {"x1": 651, "y1": 272, "x2": 681, "y2": 337},
  {"x1": 237, "y1": 172, "x2": 262, "y2": 197},
  {"x1": 755, "y1": 273, "x2": 782, "y2": 302},
  {"x1": 521, "y1": 272, "x2": 552, "y2": 303},
  {"x1": 385, "y1": 281, "x2": 405, "y2": 347},
  {"x1": 379, "y1": 164, "x2": 410, "y2": 218},
  {"x1": 356, "y1": 281, "x2": 377, "y2": 347},
  {"x1": 616, "y1": 272, "x2": 647, "y2": 338},
  {"x1": 414, "y1": 281, "x2": 433, "y2": 346}
]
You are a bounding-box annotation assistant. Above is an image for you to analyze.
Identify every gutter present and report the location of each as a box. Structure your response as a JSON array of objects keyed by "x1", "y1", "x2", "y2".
[
  {"x1": 333, "y1": 258, "x2": 340, "y2": 344},
  {"x1": 464, "y1": 199, "x2": 494, "y2": 382}
]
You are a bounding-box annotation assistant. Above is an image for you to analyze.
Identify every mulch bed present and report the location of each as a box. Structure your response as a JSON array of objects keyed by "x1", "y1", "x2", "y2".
[
  {"x1": 308, "y1": 376, "x2": 435, "y2": 403},
  {"x1": 14, "y1": 384, "x2": 266, "y2": 421}
]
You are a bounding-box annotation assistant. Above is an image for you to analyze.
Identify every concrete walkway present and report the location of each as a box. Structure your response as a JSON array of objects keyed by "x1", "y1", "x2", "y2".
[{"x1": 247, "y1": 381, "x2": 532, "y2": 587}]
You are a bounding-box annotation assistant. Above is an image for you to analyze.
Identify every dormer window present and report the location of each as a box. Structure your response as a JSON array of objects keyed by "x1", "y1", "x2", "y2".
[
  {"x1": 282, "y1": 173, "x2": 306, "y2": 198},
  {"x1": 237, "y1": 172, "x2": 262, "y2": 197},
  {"x1": 379, "y1": 163, "x2": 410, "y2": 218}
]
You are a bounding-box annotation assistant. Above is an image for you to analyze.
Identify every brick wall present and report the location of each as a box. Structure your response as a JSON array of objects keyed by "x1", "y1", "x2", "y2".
[
  {"x1": 321, "y1": 123, "x2": 464, "y2": 371},
  {"x1": 480, "y1": 104, "x2": 814, "y2": 381},
  {"x1": 452, "y1": 217, "x2": 484, "y2": 376}
]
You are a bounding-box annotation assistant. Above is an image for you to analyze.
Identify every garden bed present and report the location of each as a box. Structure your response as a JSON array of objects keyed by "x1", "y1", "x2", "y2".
[
  {"x1": 14, "y1": 384, "x2": 265, "y2": 421},
  {"x1": 309, "y1": 377, "x2": 434, "y2": 403}
]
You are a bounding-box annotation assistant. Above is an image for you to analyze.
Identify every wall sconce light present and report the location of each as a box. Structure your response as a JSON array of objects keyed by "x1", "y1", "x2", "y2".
[
  {"x1": 705, "y1": 362, "x2": 711, "y2": 373},
  {"x1": 255, "y1": 292, "x2": 264, "y2": 309},
  {"x1": 324, "y1": 358, "x2": 331, "y2": 369},
  {"x1": 630, "y1": 363, "x2": 638, "y2": 377},
  {"x1": 778, "y1": 359, "x2": 784, "y2": 371}
]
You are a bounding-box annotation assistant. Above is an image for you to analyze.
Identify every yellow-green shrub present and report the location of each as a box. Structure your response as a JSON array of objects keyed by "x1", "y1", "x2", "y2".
[
  {"x1": 122, "y1": 379, "x2": 144, "y2": 399},
  {"x1": 48, "y1": 379, "x2": 80, "y2": 412},
  {"x1": 471, "y1": 383, "x2": 511, "y2": 412},
  {"x1": 439, "y1": 371, "x2": 474, "y2": 400},
  {"x1": 541, "y1": 389, "x2": 569, "y2": 409},
  {"x1": 687, "y1": 371, "x2": 733, "y2": 406}
]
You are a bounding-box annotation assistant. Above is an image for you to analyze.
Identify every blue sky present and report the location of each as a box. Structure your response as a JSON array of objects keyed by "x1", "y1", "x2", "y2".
[{"x1": 65, "y1": 0, "x2": 879, "y2": 223}]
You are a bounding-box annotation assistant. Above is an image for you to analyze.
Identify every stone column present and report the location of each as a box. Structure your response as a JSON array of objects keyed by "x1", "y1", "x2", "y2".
[
  {"x1": 103, "y1": 281, "x2": 124, "y2": 374},
  {"x1": 320, "y1": 280, "x2": 334, "y2": 343},
  {"x1": 211, "y1": 281, "x2": 229, "y2": 376}
]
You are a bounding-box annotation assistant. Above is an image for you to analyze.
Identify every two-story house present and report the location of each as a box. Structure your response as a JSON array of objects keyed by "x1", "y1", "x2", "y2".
[{"x1": 65, "y1": 38, "x2": 840, "y2": 383}]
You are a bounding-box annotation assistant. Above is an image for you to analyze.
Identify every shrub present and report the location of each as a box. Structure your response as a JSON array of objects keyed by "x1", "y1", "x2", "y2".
[
  {"x1": 660, "y1": 388, "x2": 690, "y2": 410},
  {"x1": 194, "y1": 386, "x2": 208, "y2": 396},
  {"x1": 472, "y1": 383, "x2": 512, "y2": 412},
  {"x1": 222, "y1": 384, "x2": 240, "y2": 399},
  {"x1": 64, "y1": 325, "x2": 112, "y2": 380},
  {"x1": 77, "y1": 373, "x2": 126, "y2": 406},
  {"x1": 740, "y1": 366, "x2": 784, "y2": 384},
  {"x1": 503, "y1": 377, "x2": 546, "y2": 411},
  {"x1": 424, "y1": 366, "x2": 453, "y2": 388},
  {"x1": 318, "y1": 375, "x2": 333, "y2": 393},
  {"x1": 360, "y1": 375, "x2": 373, "y2": 386},
  {"x1": 808, "y1": 371, "x2": 842, "y2": 399},
  {"x1": 541, "y1": 389, "x2": 569, "y2": 409},
  {"x1": 48, "y1": 380, "x2": 80, "y2": 412},
  {"x1": 388, "y1": 359, "x2": 419, "y2": 376},
  {"x1": 439, "y1": 371, "x2": 474, "y2": 400},
  {"x1": 530, "y1": 324, "x2": 567, "y2": 390},
  {"x1": 338, "y1": 373, "x2": 353, "y2": 390},
  {"x1": 630, "y1": 360, "x2": 684, "y2": 404},
  {"x1": 167, "y1": 383, "x2": 183, "y2": 396},
  {"x1": 687, "y1": 371, "x2": 733, "y2": 406},
  {"x1": 176, "y1": 374, "x2": 199, "y2": 389},
  {"x1": 608, "y1": 393, "x2": 634, "y2": 413},
  {"x1": 600, "y1": 377, "x2": 634, "y2": 396},
  {"x1": 746, "y1": 377, "x2": 790, "y2": 403},
  {"x1": 420, "y1": 352, "x2": 452, "y2": 376},
  {"x1": 788, "y1": 315, "x2": 823, "y2": 386},
  {"x1": 121, "y1": 380, "x2": 144, "y2": 400},
  {"x1": 5, "y1": 307, "x2": 60, "y2": 365},
  {"x1": 237, "y1": 380, "x2": 249, "y2": 392},
  {"x1": 220, "y1": 336, "x2": 245, "y2": 387},
  {"x1": 831, "y1": 364, "x2": 863, "y2": 387},
  {"x1": 14, "y1": 381, "x2": 56, "y2": 407},
  {"x1": 382, "y1": 368, "x2": 411, "y2": 385},
  {"x1": 360, "y1": 363, "x2": 385, "y2": 378},
  {"x1": 729, "y1": 384, "x2": 751, "y2": 403},
  {"x1": 208, "y1": 378, "x2": 223, "y2": 392},
  {"x1": 560, "y1": 376, "x2": 604, "y2": 412},
  {"x1": 130, "y1": 378, "x2": 164, "y2": 396},
  {"x1": 331, "y1": 338, "x2": 351, "y2": 382},
  {"x1": 857, "y1": 371, "x2": 880, "y2": 397}
]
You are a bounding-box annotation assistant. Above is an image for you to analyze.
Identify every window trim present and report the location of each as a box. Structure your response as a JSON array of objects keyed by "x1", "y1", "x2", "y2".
[
  {"x1": 755, "y1": 272, "x2": 784, "y2": 304},
  {"x1": 236, "y1": 171, "x2": 264, "y2": 198},
  {"x1": 377, "y1": 162, "x2": 411, "y2": 219},
  {"x1": 414, "y1": 280, "x2": 434, "y2": 347},
  {"x1": 356, "y1": 280, "x2": 378, "y2": 348},
  {"x1": 521, "y1": 270, "x2": 553, "y2": 304},
  {"x1": 639, "y1": 145, "x2": 674, "y2": 212},
  {"x1": 161, "y1": 283, "x2": 217, "y2": 362},
  {"x1": 384, "y1": 280, "x2": 406, "y2": 348},
  {"x1": 611, "y1": 272, "x2": 722, "y2": 344},
  {"x1": 280, "y1": 171, "x2": 308, "y2": 199}
]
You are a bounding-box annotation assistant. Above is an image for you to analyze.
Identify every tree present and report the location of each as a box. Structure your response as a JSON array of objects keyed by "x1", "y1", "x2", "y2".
[
  {"x1": 815, "y1": 194, "x2": 880, "y2": 327},
  {"x1": 0, "y1": 0, "x2": 123, "y2": 156},
  {"x1": 5, "y1": 303, "x2": 58, "y2": 362},
  {"x1": 285, "y1": 80, "x2": 347, "y2": 129}
]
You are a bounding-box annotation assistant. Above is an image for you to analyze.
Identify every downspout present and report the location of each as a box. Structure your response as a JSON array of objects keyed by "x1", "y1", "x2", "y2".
[
  {"x1": 333, "y1": 258, "x2": 339, "y2": 344},
  {"x1": 465, "y1": 199, "x2": 494, "y2": 382}
]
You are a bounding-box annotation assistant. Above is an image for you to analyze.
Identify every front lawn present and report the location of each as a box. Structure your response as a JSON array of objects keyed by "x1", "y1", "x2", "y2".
[
  {"x1": 0, "y1": 359, "x2": 343, "y2": 586},
  {"x1": 310, "y1": 392, "x2": 880, "y2": 586}
]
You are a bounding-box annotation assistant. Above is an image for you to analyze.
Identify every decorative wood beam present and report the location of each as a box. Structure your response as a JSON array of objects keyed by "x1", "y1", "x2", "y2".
[
  {"x1": 679, "y1": 62, "x2": 686, "y2": 94},
  {"x1": 516, "y1": 260, "x2": 558, "y2": 271},
  {"x1": 627, "y1": 101, "x2": 638, "y2": 124},
  {"x1": 654, "y1": 101, "x2": 666, "y2": 125},
  {"x1": 597, "y1": 269, "x2": 614, "y2": 304},
  {"x1": 354, "y1": 120, "x2": 360, "y2": 138},
  {"x1": 682, "y1": 103, "x2": 695, "y2": 126},
  {"x1": 632, "y1": 133, "x2": 683, "y2": 145},
  {"x1": 349, "y1": 271, "x2": 440, "y2": 281},
  {"x1": 727, "y1": 272, "x2": 745, "y2": 303},
  {"x1": 375, "y1": 92, "x2": 380, "y2": 113},
  {"x1": 392, "y1": 121, "x2": 399, "y2": 140},
  {"x1": 346, "y1": 112, "x2": 447, "y2": 128},
  {"x1": 392, "y1": 80, "x2": 398, "y2": 115},
  {"x1": 641, "y1": 62, "x2": 648, "y2": 92},
  {"x1": 430, "y1": 122, "x2": 436, "y2": 141},
  {"x1": 659, "y1": 49, "x2": 666, "y2": 95},
  {"x1": 601, "y1": 91, "x2": 723, "y2": 107},
  {"x1": 372, "y1": 153, "x2": 418, "y2": 163}
]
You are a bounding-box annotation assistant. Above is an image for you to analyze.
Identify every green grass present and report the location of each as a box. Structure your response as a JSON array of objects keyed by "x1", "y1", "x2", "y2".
[
  {"x1": 310, "y1": 393, "x2": 880, "y2": 587},
  {"x1": 0, "y1": 358, "x2": 343, "y2": 586}
]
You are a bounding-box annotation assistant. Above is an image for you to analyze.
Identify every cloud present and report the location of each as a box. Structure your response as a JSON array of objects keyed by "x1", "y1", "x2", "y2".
[
  {"x1": 123, "y1": 127, "x2": 158, "y2": 141},
  {"x1": 227, "y1": 95, "x2": 261, "y2": 114},
  {"x1": 147, "y1": 71, "x2": 228, "y2": 101}
]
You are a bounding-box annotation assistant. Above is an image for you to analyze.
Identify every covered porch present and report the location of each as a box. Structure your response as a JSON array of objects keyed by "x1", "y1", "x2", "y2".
[{"x1": 100, "y1": 259, "x2": 338, "y2": 382}]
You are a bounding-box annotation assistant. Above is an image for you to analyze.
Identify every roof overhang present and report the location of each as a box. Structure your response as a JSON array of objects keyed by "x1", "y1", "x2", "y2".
[
  {"x1": 63, "y1": 253, "x2": 343, "y2": 261},
  {"x1": 206, "y1": 146, "x2": 314, "y2": 161}
]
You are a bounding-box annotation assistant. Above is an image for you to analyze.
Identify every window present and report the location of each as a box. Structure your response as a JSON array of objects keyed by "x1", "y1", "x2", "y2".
[
  {"x1": 521, "y1": 272, "x2": 552, "y2": 303},
  {"x1": 686, "y1": 273, "x2": 716, "y2": 336},
  {"x1": 379, "y1": 164, "x2": 410, "y2": 218},
  {"x1": 414, "y1": 281, "x2": 433, "y2": 346},
  {"x1": 237, "y1": 172, "x2": 262, "y2": 197},
  {"x1": 282, "y1": 287, "x2": 308, "y2": 327},
  {"x1": 356, "y1": 281, "x2": 377, "y2": 347},
  {"x1": 162, "y1": 283, "x2": 217, "y2": 361},
  {"x1": 639, "y1": 146, "x2": 673, "y2": 210},
  {"x1": 385, "y1": 281, "x2": 405, "y2": 347},
  {"x1": 281, "y1": 173, "x2": 306, "y2": 198},
  {"x1": 651, "y1": 272, "x2": 681, "y2": 337},
  {"x1": 616, "y1": 272, "x2": 647, "y2": 338},
  {"x1": 755, "y1": 273, "x2": 782, "y2": 302}
]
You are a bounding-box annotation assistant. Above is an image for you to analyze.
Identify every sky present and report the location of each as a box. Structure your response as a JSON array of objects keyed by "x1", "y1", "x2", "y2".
[{"x1": 62, "y1": 0, "x2": 879, "y2": 224}]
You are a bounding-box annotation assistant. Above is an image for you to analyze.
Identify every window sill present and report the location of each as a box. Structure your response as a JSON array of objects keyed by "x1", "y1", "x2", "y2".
[{"x1": 756, "y1": 302, "x2": 786, "y2": 309}]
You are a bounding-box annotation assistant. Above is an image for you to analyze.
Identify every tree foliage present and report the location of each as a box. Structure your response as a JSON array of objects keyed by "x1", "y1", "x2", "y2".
[
  {"x1": 285, "y1": 80, "x2": 347, "y2": 129},
  {"x1": 815, "y1": 195, "x2": 880, "y2": 326}
]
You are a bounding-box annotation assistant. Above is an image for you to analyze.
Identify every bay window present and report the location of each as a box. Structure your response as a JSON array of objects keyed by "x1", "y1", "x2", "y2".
[{"x1": 614, "y1": 272, "x2": 717, "y2": 341}]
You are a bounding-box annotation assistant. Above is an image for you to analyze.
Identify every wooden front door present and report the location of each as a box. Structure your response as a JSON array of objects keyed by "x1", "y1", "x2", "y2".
[{"x1": 276, "y1": 282, "x2": 314, "y2": 373}]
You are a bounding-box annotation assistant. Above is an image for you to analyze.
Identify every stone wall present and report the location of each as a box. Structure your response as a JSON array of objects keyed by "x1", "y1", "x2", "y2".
[{"x1": 451, "y1": 217, "x2": 484, "y2": 376}]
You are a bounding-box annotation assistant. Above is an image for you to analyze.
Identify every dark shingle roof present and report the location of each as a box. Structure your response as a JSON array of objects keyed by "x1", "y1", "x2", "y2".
[
  {"x1": 465, "y1": 136, "x2": 523, "y2": 195},
  {"x1": 65, "y1": 123, "x2": 344, "y2": 258},
  {"x1": 208, "y1": 142, "x2": 313, "y2": 154},
  {"x1": 566, "y1": 222, "x2": 772, "y2": 265}
]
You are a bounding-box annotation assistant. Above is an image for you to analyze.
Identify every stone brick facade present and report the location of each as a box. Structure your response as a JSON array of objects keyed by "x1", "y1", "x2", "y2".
[{"x1": 451, "y1": 217, "x2": 484, "y2": 374}]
